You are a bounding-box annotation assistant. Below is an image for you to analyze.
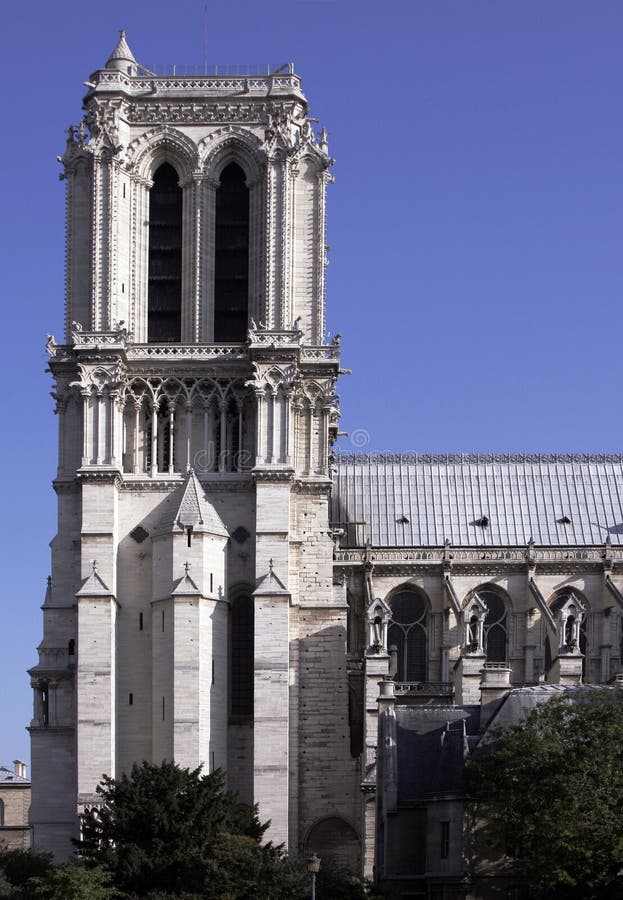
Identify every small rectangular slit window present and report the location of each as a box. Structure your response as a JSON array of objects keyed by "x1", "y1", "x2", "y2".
[
  {"x1": 162, "y1": 696, "x2": 165, "y2": 720},
  {"x1": 162, "y1": 610, "x2": 165, "y2": 632},
  {"x1": 129, "y1": 693, "x2": 133, "y2": 706},
  {"x1": 210, "y1": 573, "x2": 214, "y2": 593},
  {"x1": 212, "y1": 660, "x2": 215, "y2": 685},
  {"x1": 139, "y1": 612, "x2": 143, "y2": 631},
  {"x1": 440, "y1": 821, "x2": 450, "y2": 859}
]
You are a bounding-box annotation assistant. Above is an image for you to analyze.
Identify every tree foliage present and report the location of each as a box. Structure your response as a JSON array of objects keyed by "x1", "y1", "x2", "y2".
[
  {"x1": 22, "y1": 862, "x2": 119, "y2": 900},
  {"x1": 75, "y1": 762, "x2": 267, "y2": 896},
  {"x1": 73, "y1": 760, "x2": 383, "y2": 898},
  {"x1": 465, "y1": 688, "x2": 623, "y2": 899},
  {"x1": 0, "y1": 848, "x2": 53, "y2": 890}
]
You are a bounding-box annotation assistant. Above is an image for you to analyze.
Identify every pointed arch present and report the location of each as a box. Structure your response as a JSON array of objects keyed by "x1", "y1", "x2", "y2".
[
  {"x1": 130, "y1": 126, "x2": 199, "y2": 183},
  {"x1": 385, "y1": 585, "x2": 430, "y2": 682},
  {"x1": 200, "y1": 133, "x2": 265, "y2": 341},
  {"x1": 148, "y1": 162, "x2": 183, "y2": 342}
]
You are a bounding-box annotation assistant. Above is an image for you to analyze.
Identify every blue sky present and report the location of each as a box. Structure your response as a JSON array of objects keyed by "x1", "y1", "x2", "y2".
[{"x1": 1, "y1": 1, "x2": 622, "y2": 765}]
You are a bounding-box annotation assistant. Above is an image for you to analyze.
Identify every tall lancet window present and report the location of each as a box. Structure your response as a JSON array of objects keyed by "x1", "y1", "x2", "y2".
[
  {"x1": 148, "y1": 163, "x2": 182, "y2": 343},
  {"x1": 214, "y1": 163, "x2": 249, "y2": 342},
  {"x1": 388, "y1": 590, "x2": 428, "y2": 682}
]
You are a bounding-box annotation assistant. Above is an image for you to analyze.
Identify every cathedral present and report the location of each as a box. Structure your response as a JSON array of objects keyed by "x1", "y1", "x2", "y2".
[{"x1": 30, "y1": 31, "x2": 623, "y2": 898}]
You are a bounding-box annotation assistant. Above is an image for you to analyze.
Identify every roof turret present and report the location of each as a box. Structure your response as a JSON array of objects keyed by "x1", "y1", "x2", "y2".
[{"x1": 105, "y1": 29, "x2": 138, "y2": 75}]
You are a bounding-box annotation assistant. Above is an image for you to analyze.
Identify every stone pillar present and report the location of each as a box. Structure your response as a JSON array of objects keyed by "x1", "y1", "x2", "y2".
[
  {"x1": 548, "y1": 652, "x2": 584, "y2": 685},
  {"x1": 76, "y1": 572, "x2": 117, "y2": 812},
  {"x1": 454, "y1": 653, "x2": 486, "y2": 705},
  {"x1": 362, "y1": 650, "x2": 390, "y2": 879},
  {"x1": 479, "y1": 664, "x2": 512, "y2": 729},
  {"x1": 253, "y1": 477, "x2": 292, "y2": 848}
]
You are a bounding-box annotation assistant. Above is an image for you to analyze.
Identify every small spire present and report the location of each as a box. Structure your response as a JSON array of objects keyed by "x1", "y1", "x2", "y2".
[
  {"x1": 91, "y1": 560, "x2": 98, "y2": 575},
  {"x1": 184, "y1": 561, "x2": 191, "y2": 576},
  {"x1": 268, "y1": 558, "x2": 274, "y2": 577},
  {"x1": 105, "y1": 29, "x2": 138, "y2": 75}
]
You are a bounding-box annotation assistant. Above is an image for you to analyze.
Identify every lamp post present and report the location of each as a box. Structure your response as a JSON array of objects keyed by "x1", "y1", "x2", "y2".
[{"x1": 307, "y1": 853, "x2": 321, "y2": 900}]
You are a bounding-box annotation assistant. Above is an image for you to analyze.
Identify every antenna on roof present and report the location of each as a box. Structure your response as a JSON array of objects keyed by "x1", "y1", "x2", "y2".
[{"x1": 203, "y1": 0, "x2": 208, "y2": 74}]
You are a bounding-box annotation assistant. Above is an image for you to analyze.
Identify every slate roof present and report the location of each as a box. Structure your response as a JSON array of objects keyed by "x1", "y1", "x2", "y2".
[
  {"x1": 155, "y1": 470, "x2": 228, "y2": 537},
  {"x1": 106, "y1": 29, "x2": 137, "y2": 66},
  {"x1": 330, "y1": 453, "x2": 623, "y2": 547},
  {"x1": 0, "y1": 767, "x2": 29, "y2": 785},
  {"x1": 481, "y1": 683, "x2": 613, "y2": 741},
  {"x1": 395, "y1": 706, "x2": 480, "y2": 800}
]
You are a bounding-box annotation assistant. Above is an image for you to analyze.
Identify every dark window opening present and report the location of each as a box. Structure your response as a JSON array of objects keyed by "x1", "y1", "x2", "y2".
[
  {"x1": 162, "y1": 609, "x2": 165, "y2": 632},
  {"x1": 0, "y1": 800, "x2": 4, "y2": 827},
  {"x1": 214, "y1": 163, "x2": 249, "y2": 342},
  {"x1": 388, "y1": 590, "x2": 428, "y2": 682},
  {"x1": 481, "y1": 590, "x2": 508, "y2": 662},
  {"x1": 129, "y1": 693, "x2": 133, "y2": 706},
  {"x1": 41, "y1": 682, "x2": 49, "y2": 727},
  {"x1": 162, "y1": 696, "x2": 165, "y2": 720},
  {"x1": 440, "y1": 820, "x2": 450, "y2": 859},
  {"x1": 139, "y1": 612, "x2": 143, "y2": 631},
  {"x1": 231, "y1": 593, "x2": 254, "y2": 716},
  {"x1": 148, "y1": 163, "x2": 182, "y2": 343},
  {"x1": 68, "y1": 639, "x2": 76, "y2": 658}
]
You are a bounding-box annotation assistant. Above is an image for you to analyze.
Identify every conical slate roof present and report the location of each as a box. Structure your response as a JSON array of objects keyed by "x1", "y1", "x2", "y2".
[
  {"x1": 76, "y1": 564, "x2": 113, "y2": 597},
  {"x1": 106, "y1": 29, "x2": 137, "y2": 71},
  {"x1": 155, "y1": 470, "x2": 229, "y2": 537}
]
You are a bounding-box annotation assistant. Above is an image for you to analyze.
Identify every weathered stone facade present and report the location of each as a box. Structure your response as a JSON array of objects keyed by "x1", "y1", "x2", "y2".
[
  {"x1": 0, "y1": 762, "x2": 30, "y2": 850},
  {"x1": 31, "y1": 33, "x2": 623, "y2": 892}
]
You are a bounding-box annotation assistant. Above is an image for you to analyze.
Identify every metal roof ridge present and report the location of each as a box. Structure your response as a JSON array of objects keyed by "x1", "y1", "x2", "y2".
[{"x1": 333, "y1": 452, "x2": 623, "y2": 465}]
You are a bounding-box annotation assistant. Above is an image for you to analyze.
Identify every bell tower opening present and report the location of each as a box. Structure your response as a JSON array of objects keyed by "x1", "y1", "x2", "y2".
[
  {"x1": 214, "y1": 162, "x2": 249, "y2": 342},
  {"x1": 148, "y1": 162, "x2": 182, "y2": 343}
]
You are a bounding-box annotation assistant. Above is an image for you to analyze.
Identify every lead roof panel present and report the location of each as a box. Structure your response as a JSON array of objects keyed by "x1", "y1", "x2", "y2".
[{"x1": 330, "y1": 453, "x2": 623, "y2": 547}]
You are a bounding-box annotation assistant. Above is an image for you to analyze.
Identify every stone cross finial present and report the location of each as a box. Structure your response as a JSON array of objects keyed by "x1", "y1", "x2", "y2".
[
  {"x1": 184, "y1": 561, "x2": 191, "y2": 576},
  {"x1": 268, "y1": 558, "x2": 274, "y2": 577},
  {"x1": 91, "y1": 560, "x2": 98, "y2": 575}
]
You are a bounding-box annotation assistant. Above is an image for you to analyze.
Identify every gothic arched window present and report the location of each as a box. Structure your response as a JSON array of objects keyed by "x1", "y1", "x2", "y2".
[
  {"x1": 387, "y1": 590, "x2": 428, "y2": 682},
  {"x1": 214, "y1": 163, "x2": 249, "y2": 342},
  {"x1": 148, "y1": 163, "x2": 183, "y2": 343},
  {"x1": 479, "y1": 590, "x2": 508, "y2": 662},
  {"x1": 230, "y1": 592, "x2": 254, "y2": 716}
]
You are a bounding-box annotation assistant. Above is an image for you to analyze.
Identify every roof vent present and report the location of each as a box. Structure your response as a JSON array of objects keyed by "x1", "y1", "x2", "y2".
[
  {"x1": 558, "y1": 515, "x2": 571, "y2": 525},
  {"x1": 475, "y1": 515, "x2": 489, "y2": 528}
]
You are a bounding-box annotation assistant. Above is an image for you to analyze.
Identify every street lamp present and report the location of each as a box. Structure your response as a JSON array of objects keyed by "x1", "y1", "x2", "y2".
[{"x1": 307, "y1": 853, "x2": 321, "y2": 900}]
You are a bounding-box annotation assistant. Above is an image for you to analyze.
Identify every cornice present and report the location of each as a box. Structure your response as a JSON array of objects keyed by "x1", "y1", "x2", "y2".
[
  {"x1": 53, "y1": 479, "x2": 80, "y2": 494},
  {"x1": 253, "y1": 468, "x2": 294, "y2": 484},
  {"x1": 77, "y1": 469, "x2": 123, "y2": 488},
  {"x1": 333, "y1": 545, "x2": 618, "y2": 577}
]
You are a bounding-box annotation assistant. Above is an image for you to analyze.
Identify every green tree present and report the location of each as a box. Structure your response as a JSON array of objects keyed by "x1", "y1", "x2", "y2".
[
  {"x1": 465, "y1": 688, "x2": 623, "y2": 899},
  {"x1": 24, "y1": 861, "x2": 119, "y2": 900},
  {"x1": 0, "y1": 848, "x2": 53, "y2": 895},
  {"x1": 75, "y1": 761, "x2": 266, "y2": 896}
]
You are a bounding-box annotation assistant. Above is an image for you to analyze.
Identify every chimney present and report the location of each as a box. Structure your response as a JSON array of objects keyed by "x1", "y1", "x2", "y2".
[{"x1": 13, "y1": 760, "x2": 27, "y2": 779}]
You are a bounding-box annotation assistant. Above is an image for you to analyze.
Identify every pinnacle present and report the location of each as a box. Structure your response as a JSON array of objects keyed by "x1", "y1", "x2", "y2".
[{"x1": 105, "y1": 29, "x2": 138, "y2": 72}]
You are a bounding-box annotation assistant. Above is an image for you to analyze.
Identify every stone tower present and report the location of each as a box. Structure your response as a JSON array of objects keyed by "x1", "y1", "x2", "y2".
[{"x1": 30, "y1": 32, "x2": 361, "y2": 861}]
